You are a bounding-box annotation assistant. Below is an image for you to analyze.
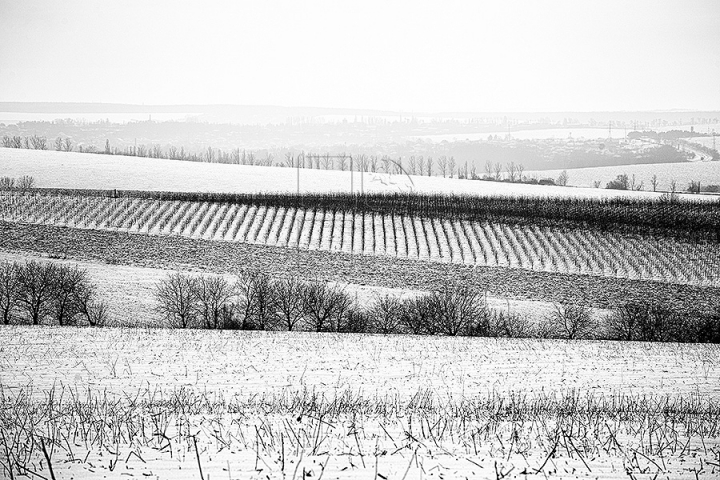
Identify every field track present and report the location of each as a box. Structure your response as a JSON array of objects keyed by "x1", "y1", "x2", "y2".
[{"x1": 2, "y1": 192, "x2": 720, "y2": 287}]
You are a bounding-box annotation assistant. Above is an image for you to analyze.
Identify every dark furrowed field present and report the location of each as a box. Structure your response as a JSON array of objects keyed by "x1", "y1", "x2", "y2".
[{"x1": 2, "y1": 220, "x2": 719, "y2": 314}]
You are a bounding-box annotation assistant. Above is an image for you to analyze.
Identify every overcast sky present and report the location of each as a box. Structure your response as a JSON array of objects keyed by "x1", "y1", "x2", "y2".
[{"x1": 1, "y1": 0, "x2": 719, "y2": 112}]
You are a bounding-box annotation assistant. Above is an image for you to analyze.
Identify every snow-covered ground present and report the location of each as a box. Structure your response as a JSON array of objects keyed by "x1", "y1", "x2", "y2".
[
  {"x1": 1, "y1": 325, "x2": 717, "y2": 479},
  {"x1": 3, "y1": 147, "x2": 715, "y2": 200},
  {"x1": 527, "y1": 160, "x2": 720, "y2": 193}
]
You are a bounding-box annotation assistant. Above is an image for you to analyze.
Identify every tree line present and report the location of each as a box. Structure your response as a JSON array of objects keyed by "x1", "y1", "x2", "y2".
[
  {"x1": 0, "y1": 134, "x2": 559, "y2": 184},
  {"x1": 0, "y1": 260, "x2": 107, "y2": 327},
  {"x1": 155, "y1": 271, "x2": 720, "y2": 343},
  {"x1": 2, "y1": 260, "x2": 718, "y2": 343}
]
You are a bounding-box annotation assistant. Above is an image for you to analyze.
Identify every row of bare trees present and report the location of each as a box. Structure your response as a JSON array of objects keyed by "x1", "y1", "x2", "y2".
[
  {"x1": 1, "y1": 135, "x2": 50, "y2": 150},
  {"x1": 154, "y1": 271, "x2": 720, "y2": 342},
  {"x1": 0, "y1": 175, "x2": 35, "y2": 190},
  {"x1": 2, "y1": 134, "x2": 539, "y2": 182},
  {"x1": 0, "y1": 261, "x2": 107, "y2": 327},
  {"x1": 154, "y1": 272, "x2": 364, "y2": 332}
]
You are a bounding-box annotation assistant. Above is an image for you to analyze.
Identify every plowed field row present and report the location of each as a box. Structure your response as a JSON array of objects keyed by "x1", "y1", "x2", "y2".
[{"x1": 2, "y1": 193, "x2": 719, "y2": 286}]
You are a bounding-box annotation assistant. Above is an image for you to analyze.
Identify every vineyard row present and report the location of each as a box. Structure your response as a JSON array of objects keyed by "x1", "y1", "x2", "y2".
[
  {"x1": 1, "y1": 193, "x2": 719, "y2": 287},
  {"x1": 11, "y1": 188, "x2": 720, "y2": 238}
]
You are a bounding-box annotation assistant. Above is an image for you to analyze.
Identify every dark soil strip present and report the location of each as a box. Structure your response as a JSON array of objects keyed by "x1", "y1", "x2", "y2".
[{"x1": 2, "y1": 221, "x2": 718, "y2": 314}]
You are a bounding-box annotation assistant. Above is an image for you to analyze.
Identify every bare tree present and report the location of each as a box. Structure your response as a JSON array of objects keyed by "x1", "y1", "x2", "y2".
[
  {"x1": 485, "y1": 160, "x2": 493, "y2": 178},
  {"x1": 556, "y1": 170, "x2": 569, "y2": 186},
  {"x1": 0, "y1": 177, "x2": 14, "y2": 189},
  {"x1": 0, "y1": 262, "x2": 19, "y2": 325},
  {"x1": 196, "y1": 276, "x2": 235, "y2": 329},
  {"x1": 63, "y1": 137, "x2": 73, "y2": 152},
  {"x1": 356, "y1": 154, "x2": 368, "y2": 173},
  {"x1": 380, "y1": 155, "x2": 391, "y2": 173},
  {"x1": 204, "y1": 146, "x2": 215, "y2": 163},
  {"x1": 54, "y1": 137, "x2": 64, "y2": 151},
  {"x1": 302, "y1": 282, "x2": 353, "y2": 332},
  {"x1": 321, "y1": 153, "x2": 332, "y2": 170},
  {"x1": 273, "y1": 276, "x2": 306, "y2": 331},
  {"x1": 437, "y1": 156, "x2": 448, "y2": 177},
  {"x1": 16, "y1": 261, "x2": 58, "y2": 325},
  {"x1": 399, "y1": 296, "x2": 434, "y2": 334},
  {"x1": 630, "y1": 174, "x2": 643, "y2": 191},
  {"x1": 540, "y1": 302, "x2": 596, "y2": 339},
  {"x1": 368, "y1": 294, "x2": 405, "y2": 334},
  {"x1": 428, "y1": 287, "x2": 485, "y2": 336},
  {"x1": 506, "y1": 162, "x2": 517, "y2": 182},
  {"x1": 493, "y1": 162, "x2": 503, "y2": 180},
  {"x1": 238, "y1": 270, "x2": 278, "y2": 330},
  {"x1": 167, "y1": 146, "x2": 178, "y2": 160},
  {"x1": 651, "y1": 174, "x2": 659, "y2": 192},
  {"x1": 370, "y1": 155, "x2": 378, "y2": 173},
  {"x1": 29, "y1": 135, "x2": 47, "y2": 150},
  {"x1": 448, "y1": 156, "x2": 456, "y2": 178},
  {"x1": 426, "y1": 156, "x2": 433, "y2": 176},
  {"x1": 73, "y1": 279, "x2": 109, "y2": 327},
  {"x1": 50, "y1": 265, "x2": 89, "y2": 326},
  {"x1": 408, "y1": 156, "x2": 417, "y2": 175},
  {"x1": 16, "y1": 176, "x2": 35, "y2": 191},
  {"x1": 417, "y1": 156, "x2": 425, "y2": 176},
  {"x1": 516, "y1": 163, "x2": 525, "y2": 182},
  {"x1": 155, "y1": 273, "x2": 198, "y2": 328},
  {"x1": 337, "y1": 153, "x2": 347, "y2": 171}
]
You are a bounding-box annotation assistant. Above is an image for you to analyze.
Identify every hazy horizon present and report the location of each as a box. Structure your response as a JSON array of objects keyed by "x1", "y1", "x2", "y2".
[{"x1": 2, "y1": 0, "x2": 719, "y2": 113}]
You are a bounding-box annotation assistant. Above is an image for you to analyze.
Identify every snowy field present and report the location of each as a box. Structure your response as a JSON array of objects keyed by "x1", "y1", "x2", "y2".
[
  {"x1": 527, "y1": 161, "x2": 720, "y2": 192},
  {"x1": 1, "y1": 326, "x2": 718, "y2": 479},
  {"x1": 3, "y1": 147, "x2": 714, "y2": 201}
]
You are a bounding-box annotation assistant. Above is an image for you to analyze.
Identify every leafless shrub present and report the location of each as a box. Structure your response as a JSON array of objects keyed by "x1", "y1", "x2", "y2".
[
  {"x1": 302, "y1": 281, "x2": 353, "y2": 332},
  {"x1": 427, "y1": 286, "x2": 485, "y2": 336},
  {"x1": 237, "y1": 270, "x2": 278, "y2": 330},
  {"x1": 690, "y1": 310, "x2": 720, "y2": 343},
  {"x1": 368, "y1": 294, "x2": 405, "y2": 334},
  {"x1": 155, "y1": 272, "x2": 199, "y2": 328},
  {"x1": 273, "y1": 276, "x2": 306, "y2": 331},
  {"x1": 29, "y1": 135, "x2": 47, "y2": 150},
  {"x1": 0, "y1": 176, "x2": 14, "y2": 189},
  {"x1": 15, "y1": 261, "x2": 58, "y2": 325},
  {"x1": 399, "y1": 296, "x2": 435, "y2": 335},
  {"x1": 0, "y1": 262, "x2": 20, "y2": 325},
  {"x1": 50, "y1": 264, "x2": 89, "y2": 326},
  {"x1": 16, "y1": 175, "x2": 35, "y2": 191},
  {"x1": 539, "y1": 303, "x2": 597, "y2": 340},
  {"x1": 607, "y1": 302, "x2": 687, "y2": 342},
  {"x1": 338, "y1": 306, "x2": 369, "y2": 333},
  {"x1": 487, "y1": 310, "x2": 535, "y2": 338},
  {"x1": 195, "y1": 275, "x2": 235, "y2": 329}
]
